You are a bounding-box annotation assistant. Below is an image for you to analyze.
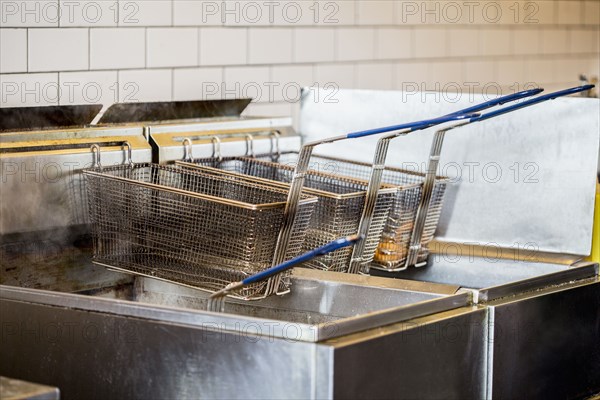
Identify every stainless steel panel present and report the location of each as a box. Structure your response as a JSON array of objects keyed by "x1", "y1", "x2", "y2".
[
  {"x1": 0, "y1": 298, "x2": 328, "y2": 400},
  {"x1": 0, "y1": 295, "x2": 488, "y2": 400},
  {"x1": 0, "y1": 104, "x2": 101, "y2": 132},
  {"x1": 300, "y1": 89, "x2": 600, "y2": 258},
  {"x1": 0, "y1": 126, "x2": 144, "y2": 142},
  {"x1": 148, "y1": 116, "x2": 293, "y2": 135},
  {"x1": 487, "y1": 278, "x2": 600, "y2": 399},
  {"x1": 329, "y1": 306, "x2": 488, "y2": 399},
  {"x1": 98, "y1": 99, "x2": 252, "y2": 124},
  {"x1": 0, "y1": 137, "x2": 151, "y2": 235},
  {"x1": 388, "y1": 256, "x2": 598, "y2": 301},
  {"x1": 153, "y1": 134, "x2": 301, "y2": 164},
  {"x1": 0, "y1": 267, "x2": 467, "y2": 342},
  {"x1": 149, "y1": 117, "x2": 299, "y2": 163}
]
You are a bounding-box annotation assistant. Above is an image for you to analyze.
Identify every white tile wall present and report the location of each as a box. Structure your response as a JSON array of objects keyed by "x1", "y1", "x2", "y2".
[
  {"x1": 448, "y1": 28, "x2": 479, "y2": 58},
  {"x1": 0, "y1": 72, "x2": 59, "y2": 107},
  {"x1": 526, "y1": 59, "x2": 555, "y2": 84},
  {"x1": 200, "y1": 28, "x2": 247, "y2": 66},
  {"x1": 314, "y1": 63, "x2": 354, "y2": 88},
  {"x1": 557, "y1": 1, "x2": 582, "y2": 25},
  {"x1": 464, "y1": 60, "x2": 496, "y2": 85},
  {"x1": 394, "y1": 61, "x2": 429, "y2": 89},
  {"x1": 90, "y1": 28, "x2": 146, "y2": 70},
  {"x1": 118, "y1": 0, "x2": 172, "y2": 27},
  {"x1": 118, "y1": 69, "x2": 171, "y2": 102},
  {"x1": 147, "y1": 28, "x2": 198, "y2": 68},
  {"x1": 294, "y1": 28, "x2": 335, "y2": 63},
  {"x1": 429, "y1": 61, "x2": 463, "y2": 86},
  {"x1": 357, "y1": 1, "x2": 394, "y2": 25},
  {"x1": 58, "y1": 0, "x2": 118, "y2": 27},
  {"x1": 570, "y1": 29, "x2": 600, "y2": 54},
  {"x1": 583, "y1": 1, "x2": 600, "y2": 25},
  {"x1": 376, "y1": 28, "x2": 412, "y2": 60},
  {"x1": 248, "y1": 28, "x2": 293, "y2": 64},
  {"x1": 0, "y1": 0, "x2": 59, "y2": 27},
  {"x1": 0, "y1": 29, "x2": 27, "y2": 73},
  {"x1": 414, "y1": 28, "x2": 447, "y2": 58},
  {"x1": 541, "y1": 29, "x2": 569, "y2": 54},
  {"x1": 496, "y1": 59, "x2": 527, "y2": 86},
  {"x1": 173, "y1": 67, "x2": 222, "y2": 101},
  {"x1": 28, "y1": 28, "x2": 88, "y2": 72},
  {"x1": 173, "y1": 1, "x2": 221, "y2": 26},
  {"x1": 356, "y1": 62, "x2": 393, "y2": 90},
  {"x1": 535, "y1": 1, "x2": 557, "y2": 25},
  {"x1": 223, "y1": 66, "x2": 270, "y2": 102},
  {"x1": 336, "y1": 28, "x2": 375, "y2": 61},
  {"x1": 479, "y1": 29, "x2": 511, "y2": 56},
  {"x1": 271, "y1": 65, "x2": 313, "y2": 102},
  {"x1": 1, "y1": 0, "x2": 599, "y2": 109},
  {"x1": 59, "y1": 70, "x2": 118, "y2": 105},
  {"x1": 513, "y1": 28, "x2": 541, "y2": 55}
]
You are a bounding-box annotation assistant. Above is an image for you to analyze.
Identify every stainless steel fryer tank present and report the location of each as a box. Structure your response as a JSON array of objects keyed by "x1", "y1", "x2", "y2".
[
  {"x1": 1, "y1": 103, "x2": 485, "y2": 400},
  {"x1": 0, "y1": 268, "x2": 484, "y2": 399},
  {"x1": 300, "y1": 88, "x2": 600, "y2": 399}
]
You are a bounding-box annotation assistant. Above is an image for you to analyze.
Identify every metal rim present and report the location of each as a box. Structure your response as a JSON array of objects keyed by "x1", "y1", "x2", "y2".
[{"x1": 83, "y1": 163, "x2": 318, "y2": 210}]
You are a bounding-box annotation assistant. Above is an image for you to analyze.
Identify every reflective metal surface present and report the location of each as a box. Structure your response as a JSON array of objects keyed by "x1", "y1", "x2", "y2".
[
  {"x1": 0, "y1": 130, "x2": 151, "y2": 235},
  {"x1": 0, "y1": 104, "x2": 102, "y2": 132},
  {"x1": 328, "y1": 306, "x2": 488, "y2": 399},
  {"x1": 0, "y1": 267, "x2": 466, "y2": 342},
  {"x1": 487, "y1": 278, "x2": 600, "y2": 399},
  {"x1": 149, "y1": 120, "x2": 300, "y2": 163},
  {"x1": 383, "y1": 254, "x2": 598, "y2": 301},
  {"x1": 300, "y1": 89, "x2": 600, "y2": 259},
  {"x1": 98, "y1": 99, "x2": 252, "y2": 124}
]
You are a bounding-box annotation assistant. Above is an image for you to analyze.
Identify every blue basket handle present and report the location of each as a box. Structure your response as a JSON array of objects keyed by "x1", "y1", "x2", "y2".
[
  {"x1": 470, "y1": 85, "x2": 595, "y2": 123},
  {"x1": 446, "y1": 88, "x2": 544, "y2": 116},
  {"x1": 346, "y1": 113, "x2": 478, "y2": 139},
  {"x1": 210, "y1": 235, "x2": 362, "y2": 298},
  {"x1": 346, "y1": 88, "x2": 544, "y2": 138}
]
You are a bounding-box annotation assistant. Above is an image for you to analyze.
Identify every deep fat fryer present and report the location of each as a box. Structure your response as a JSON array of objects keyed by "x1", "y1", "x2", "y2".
[{"x1": 1, "y1": 102, "x2": 480, "y2": 399}]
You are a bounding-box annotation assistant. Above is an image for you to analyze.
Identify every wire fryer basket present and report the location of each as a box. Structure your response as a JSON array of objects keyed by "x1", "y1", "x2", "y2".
[
  {"x1": 177, "y1": 157, "x2": 398, "y2": 273},
  {"x1": 258, "y1": 152, "x2": 449, "y2": 271},
  {"x1": 84, "y1": 163, "x2": 317, "y2": 299}
]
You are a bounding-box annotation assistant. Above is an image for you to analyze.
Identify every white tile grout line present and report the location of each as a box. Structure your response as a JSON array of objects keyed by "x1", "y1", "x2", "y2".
[
  {"x1": 2, "y1": 52, "x2": 600, "y2": 77},
  {"x1": 88, "y1": 27, "x2": 91, "y2": 71}
]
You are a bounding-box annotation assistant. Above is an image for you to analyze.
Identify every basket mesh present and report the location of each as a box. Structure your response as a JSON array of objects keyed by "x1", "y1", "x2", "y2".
[
  {"x1": 84, "y1": 163, "x2": 316, "y2": 298},
  {"x1": 183, "y1": 157, "x2": 397, "y2": 273},
  {"x1": 260, "y1": 152, "x2": 449, "y2": 270}
]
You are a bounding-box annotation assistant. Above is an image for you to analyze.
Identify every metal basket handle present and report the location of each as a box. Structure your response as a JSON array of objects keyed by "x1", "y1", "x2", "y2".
[
  {"x1": 122, "y1": 141, "x2": 134, "y2": 167},
  {"x1": 182, "y1": 138, "x2": 193, "y2": 162},
  {"x1": 245, "y1": 134, "x2": 255, "y2": 158},
  {"x1": 269, "y1": 131, "x2": 281, "y2": 162},
  {"x1": 349, "y1": 88, "x2": 545, "y2": 273},
  {"x1": 266, "y1": 114, "x2": 479, "y2": 294},
  {"x1": 90, "y1": 144, "x2": 102, "y2": 169},
  {"x1": 403, "y1": 84, "x2": 595, "y2": 268},
  {"x1": 211, "y1": 137, "x2": 223, "y2": 162}
]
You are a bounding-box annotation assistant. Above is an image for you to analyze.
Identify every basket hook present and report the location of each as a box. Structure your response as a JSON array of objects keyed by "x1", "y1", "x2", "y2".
[
  {"x1": 211, "y1": 136, "x2": 222, "y2": 162},
  {"x1": 122, "y1": 141, "x2": 134, "y2": 167},
  {"x1": 269, "y1": 131, "x2": 281, "y2": 162},
  {"x1": 245, "y1": 134, "x2": 255, "y2": 158},
  {"x1": 90, "y1": 144, "x2": 102, "y2": 169},
  {"x1": 182, "y1": 137, "x2": 193, "y2": 162}
]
